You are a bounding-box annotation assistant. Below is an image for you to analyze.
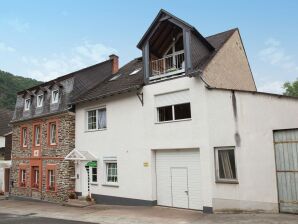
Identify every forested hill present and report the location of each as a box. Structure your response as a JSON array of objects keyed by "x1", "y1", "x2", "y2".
[{"x1": 0, "y1": 70, "x2": 42, "y2": 110}]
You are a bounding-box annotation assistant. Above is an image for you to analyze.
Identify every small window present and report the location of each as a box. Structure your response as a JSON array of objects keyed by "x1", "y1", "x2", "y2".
[
  {"x1": 22, "y1": 127, "x2": 28, "y2": 147},
  {"x1": 129, "y1": 68, "x2": 141, "y2": 75},
  {"x1": 19, "y1": 169, "x2": 26, "y2": 187},
  {"x1": 34, "y1": 125, "x2": 41, "y2": 146},
  {"x1": 47, "y1": 169, "x2": 55, "y2": 191},
  {"x1": 24, "y1": 98, "x2": 31, "y2": 111},
  {"x1": 32, "y1": 166, "x2": 40, "y2": 189},
  {"x1": 51, "y1": 90, "x2": 59, "y2": 104},
  {"x1": 109, "y1": 73, "x2": 121, "y2": 81},
  {"x1": 91, "y1": 166, "x2": 97, "y2": 183},
  {"x1": 157, "y1": 103, "x2": 191, "y2": 122},
  {"x1": 87, "y1": 108, "x2": 107, "y2": 130},
  {"x1": 49, "y1": 122, "x2": 57, "y2": 145},
  {"x1": 106, "y1": 162, "x2": 117, "y2": 183},
  {"x1": 215, "y1": 147, "x2": 238, "y2": 183},
  {"x1": 37, "y1": 94, "x2": 44, "y2": 107}
]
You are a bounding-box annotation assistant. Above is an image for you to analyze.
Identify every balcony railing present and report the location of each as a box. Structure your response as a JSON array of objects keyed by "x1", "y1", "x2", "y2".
[{"x1": 151, "y1": 51, "x2": 185, "y2": 77}]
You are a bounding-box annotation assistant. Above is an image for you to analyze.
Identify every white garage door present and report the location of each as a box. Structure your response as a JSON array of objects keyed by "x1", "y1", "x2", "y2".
[{"x1": 156, "y1": 149, "x2": 202, "y2": 210}]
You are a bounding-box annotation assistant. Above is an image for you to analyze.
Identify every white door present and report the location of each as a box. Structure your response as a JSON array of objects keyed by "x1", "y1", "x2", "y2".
[
  {"x1": 156, "y1": 149, "x2": 202, "y2": 210},
  {"x1": 80, "y1": 162, "x2": 89, "y2": 196},
  {"x1": 171, "y1": 167, "x2": 189, "y2": 208}
]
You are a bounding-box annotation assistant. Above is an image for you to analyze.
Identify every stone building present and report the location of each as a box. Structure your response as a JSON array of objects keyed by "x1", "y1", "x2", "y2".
[{"x1": 10, "y1": 58, "x2": 114, "y2": 202}]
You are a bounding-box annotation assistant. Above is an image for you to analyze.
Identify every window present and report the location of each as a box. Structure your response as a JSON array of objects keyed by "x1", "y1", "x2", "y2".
[
  {"x1": 51, "y1": 90, "x2": 59, "y2": 104},
  {"x1": 24, "y1": 98, "x2": 31, "y2": 111},
  {"x1": 32, "y1": 166, "x2": 40, "y2": 189},
  {"x1": 87, "y1": 108, "x2": 107, "y2": 130},
  {"x1": 49, "y1": 122, "x2": 57, "y2": 145},
  {"x1": 109, "y1": 73, "x2": 121, "y2": 81},
  {"x1": 90, "y1": 163, "x2": 98, "y2": 183},
  {"x1": 129, "y1": 68, "x2": 141, "y2": 75},
  {"x1": 47, "y1": 169, "x2": 55, "y2": 191},
  {"x1": 37, "y1": 94, "x2": 44, "y2": 107},
  {"x1": 21, "y1": 127, "x2": 28, "y2": 147},
  {"x1": 19, "y1": 169, "x2": 26, "y2": 187},
  {"x1": 34, "y1": 125, "x2": 41, "y2": 146},
  {"x1": 215, "y1": 147, "x2": 238, "y2": 183},
  {"x1": 106, "y1": 162, "x2": 118, "y2": 183},
  {"x1": 157, "y1": 103, "x2": 191, "y2": 122}
]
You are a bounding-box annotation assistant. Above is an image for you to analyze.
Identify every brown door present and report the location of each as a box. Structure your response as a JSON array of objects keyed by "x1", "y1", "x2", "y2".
[{"x1": 4, "y1": 168, "x2": 10, "y2": 193}]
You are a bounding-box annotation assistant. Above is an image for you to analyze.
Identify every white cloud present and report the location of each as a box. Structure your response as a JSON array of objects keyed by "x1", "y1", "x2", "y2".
[
  {"x1": 22, "y1": 42, "x2": 117, "y2": 81},
  {"x1": 7, "y1": 18, "x2": 29, "y2": 32},
  {"x1": 259, "y1": 38, "x2": 298, "y2": 73},
  {"x1": 258, "y1": 80, "x2": 284, "y2": 94},
  {"x1": 0, "y1": 42, "x2": 16, "y2": 53}
]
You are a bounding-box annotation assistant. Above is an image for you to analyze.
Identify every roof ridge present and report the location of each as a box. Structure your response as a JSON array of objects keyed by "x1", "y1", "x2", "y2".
[
  {"x1": 18, "y1": 58, "x2": 112, "y2": 94},
  {"x1": 206, "y1": 28, "x2": 238, "y2": 39}
]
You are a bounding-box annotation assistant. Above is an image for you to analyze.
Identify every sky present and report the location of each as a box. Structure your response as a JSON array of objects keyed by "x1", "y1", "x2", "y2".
[{"x1": 0, "y1": 0, "x2": 298, "y2": 94}]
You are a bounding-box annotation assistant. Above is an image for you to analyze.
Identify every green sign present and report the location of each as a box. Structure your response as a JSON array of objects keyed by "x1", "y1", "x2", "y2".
[{"x1": 86, "y1": 161, "x2": 97, "y2": 168}]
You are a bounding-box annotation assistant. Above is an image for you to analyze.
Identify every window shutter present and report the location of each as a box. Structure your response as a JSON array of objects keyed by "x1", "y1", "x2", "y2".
[{"x1": 155, "y1": 90, "x2": 190, "y2": 107}]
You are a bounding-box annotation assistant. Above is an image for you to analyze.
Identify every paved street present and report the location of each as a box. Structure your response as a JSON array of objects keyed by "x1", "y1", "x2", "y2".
[
  {"x1": 0, "y1": 213, "x2": 95, "y2": 224},
  {"x1": 0, "y1": 199, "x2": 297, "y2": 224}
]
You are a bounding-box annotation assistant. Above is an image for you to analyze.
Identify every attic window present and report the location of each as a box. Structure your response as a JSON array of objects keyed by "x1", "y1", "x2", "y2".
[
  {"x1": 24, "y1": 98, "x2": 31, "y2": 111},
  {"x1": 109, "y1": 73, "x2": 121, "y2": 81},
  {"x1": 129, "y1": 68, "x2": 141, "y2": 75}
]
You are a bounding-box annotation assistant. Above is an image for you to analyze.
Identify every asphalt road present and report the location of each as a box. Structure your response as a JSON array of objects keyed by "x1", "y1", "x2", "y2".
[{"x1": 0, "y1": 213, "x2": 97, "y2": 224}]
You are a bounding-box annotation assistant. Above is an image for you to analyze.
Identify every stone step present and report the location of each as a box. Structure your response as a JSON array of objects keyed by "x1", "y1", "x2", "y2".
[{"x1": 63, "y1": 199, "x2": 95, "y2": 208}]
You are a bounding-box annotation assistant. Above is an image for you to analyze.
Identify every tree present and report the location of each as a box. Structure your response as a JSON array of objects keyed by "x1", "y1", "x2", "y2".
[{"x1": 283, "y1": 79, "x2": 298, "y2": 97}]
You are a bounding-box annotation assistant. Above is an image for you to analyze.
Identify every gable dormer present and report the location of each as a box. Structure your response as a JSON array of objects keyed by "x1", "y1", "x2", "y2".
[{"x1": 137, "y1": 9, "x2": 214, "y2": 83}]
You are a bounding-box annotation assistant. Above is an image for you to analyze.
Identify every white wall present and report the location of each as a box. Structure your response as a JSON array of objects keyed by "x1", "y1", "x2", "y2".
[
  {"x1": 206, "y1": 89, "x2": 298, "y2": 212},
  {"x1": 0, "y1": 136, "x2": 5, "y2": 148},
  {"x1": 75, "y1": 76, "x2": 298, "y2": 211}
]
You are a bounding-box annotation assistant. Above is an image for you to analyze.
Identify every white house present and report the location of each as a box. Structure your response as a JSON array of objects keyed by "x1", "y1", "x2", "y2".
[{"x1": 65, "y1": 10, "x2": 298, "y2": 214}]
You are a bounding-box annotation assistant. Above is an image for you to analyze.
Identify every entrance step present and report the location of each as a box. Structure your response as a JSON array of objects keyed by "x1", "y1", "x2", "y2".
[{"x1": 63, "y1": 198, "x2": 95, "y2": 207}]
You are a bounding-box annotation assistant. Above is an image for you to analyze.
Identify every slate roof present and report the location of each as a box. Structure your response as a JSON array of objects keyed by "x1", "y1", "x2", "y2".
[
  {"x1": 73, "y1": 29, "x2": 236, "y2": 104},
  {"x1": 72, "y1": 58, "x2": 144, "y2": 104},
  {"x1": 0, "y1": 109, "x2": 13, "y2": 136}
]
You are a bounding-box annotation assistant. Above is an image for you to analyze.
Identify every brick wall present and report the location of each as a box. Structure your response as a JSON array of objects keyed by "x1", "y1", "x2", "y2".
[{"x1": 10, "y1": 112, "x2": 75, "y2": 203}]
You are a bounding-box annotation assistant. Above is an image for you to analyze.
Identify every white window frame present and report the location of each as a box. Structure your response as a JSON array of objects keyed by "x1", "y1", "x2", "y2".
[
  {"x1": 51, "y1": 89, "x2": 59, "y2": 104},
  {"x1": 36, "y1": 94, "x2": 44, "y2": 107},
  {"x1": 214, "y1": 146, "x2": 238, "y2": 184},
  {"x1": 156, "y1": 102, "x2": 191, "y2": 123},
  {"x1": 21, "y1": 169, "x2": 26, "y2": 184},
  {"x1": 102, "y1": 157, "x2": 118, "y2": 186},
  {"x1": 90, "y1": 163, "x2": 98, "y2": 184},
  {"x1": 24, "y1": 98, "x2": 31, "y2": 111},
  {"x1": 34, "y1": 125, "x2": 41, "y2": 146},
  {"x1": 49, "y1": 122, "x2": 57, "y2": 145},
  {"x1": 22, "y1": 127, "x2": 27, "y2": 147},
  {"x1": 86, "y1": 107, "x2": 107, "y2": 131}
]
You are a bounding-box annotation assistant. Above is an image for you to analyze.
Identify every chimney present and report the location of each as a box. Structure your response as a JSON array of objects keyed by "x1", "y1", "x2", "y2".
[{"x1": 109, "y1": 54, "x2": 119, "y2": 74}]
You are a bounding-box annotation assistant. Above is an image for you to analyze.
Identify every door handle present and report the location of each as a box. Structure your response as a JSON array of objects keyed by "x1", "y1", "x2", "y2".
[{"x1": 185, "y1": 190, "x2": 189, "y2": 194}]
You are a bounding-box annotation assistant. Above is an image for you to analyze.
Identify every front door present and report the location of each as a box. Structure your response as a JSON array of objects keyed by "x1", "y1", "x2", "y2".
[
  {"x1": 4, "y1": 168, "x2": 10, "y2": 193},
  {"x1": 80, "y1": 162, "x2": 89, "y2": 196},
  {"x1": 171, "y1": 167, "x2": 189, "y2": 209}
]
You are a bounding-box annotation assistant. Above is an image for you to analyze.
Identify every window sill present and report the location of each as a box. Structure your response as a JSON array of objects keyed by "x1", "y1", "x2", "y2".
[
  {"x1": 155, "y1": 118, "x2": 192, "y2": 124},
  {"x1": 215, "y1": 180, "x2": 239, "y2": 184},
  {"x1": 90, "y1": 183, "x2": 98, "y2": 186},
  {"x1": 102, "y1": 183, "x2": 119, "y2": 188},
  {"x1": 85, "y1": 128, "x2": 107, "y2": 133}
]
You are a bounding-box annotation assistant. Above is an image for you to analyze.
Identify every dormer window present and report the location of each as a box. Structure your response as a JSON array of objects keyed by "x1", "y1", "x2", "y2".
[
  {"x1": 51, "y1": 90, "x2": 59, "y2": 104},
  {"x1": 37, "y1": 94, "x2": 44, "y2": 107},
  {"x1": 24, "y1": 98, "x2": 31, "y2": 111}
]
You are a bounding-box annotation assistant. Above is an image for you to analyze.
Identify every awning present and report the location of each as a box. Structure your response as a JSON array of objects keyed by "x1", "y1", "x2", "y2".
[
  {"x1": 0, "y1": 160, "x2": 11, "y2": 168},
  {"x1": 64, "y1": 149, "x2": 97, "y2": 161}
]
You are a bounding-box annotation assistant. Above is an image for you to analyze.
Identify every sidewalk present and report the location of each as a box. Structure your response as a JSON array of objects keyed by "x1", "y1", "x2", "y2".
[{"x1": 0, "y1": 199, "x2": 297, "y2": 224}]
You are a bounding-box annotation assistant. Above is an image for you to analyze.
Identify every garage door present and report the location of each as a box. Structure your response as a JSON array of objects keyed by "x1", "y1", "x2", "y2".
[
  {"x1": 155, "y1": 149, "x2": 202, "y2": 210},
  {"x1": 274, "y1": 129, "x2": 298, "y2": 214}
]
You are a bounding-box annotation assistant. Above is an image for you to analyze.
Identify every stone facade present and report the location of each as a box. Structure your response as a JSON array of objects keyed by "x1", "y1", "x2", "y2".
[{"x1": 10, "y1": 112, "x2": 75, "y2": 203}]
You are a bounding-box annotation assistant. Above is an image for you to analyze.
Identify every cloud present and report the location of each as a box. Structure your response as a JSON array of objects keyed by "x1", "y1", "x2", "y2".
[
  {"x1": 259, "y1": 38, "x2": 298, "y2": 73},
  {"x1": 258, "y1": 80, "x2": 284, "y2": 94},
  {"x1": 7, "y1": 18, "x2": 29, "y2": 32},
  {"x1": 22, "y1": 42, "x2": 117, "y2": 81},
  {"x1": 0, "y1": 42, "x2": 16, "y2": 53}
]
